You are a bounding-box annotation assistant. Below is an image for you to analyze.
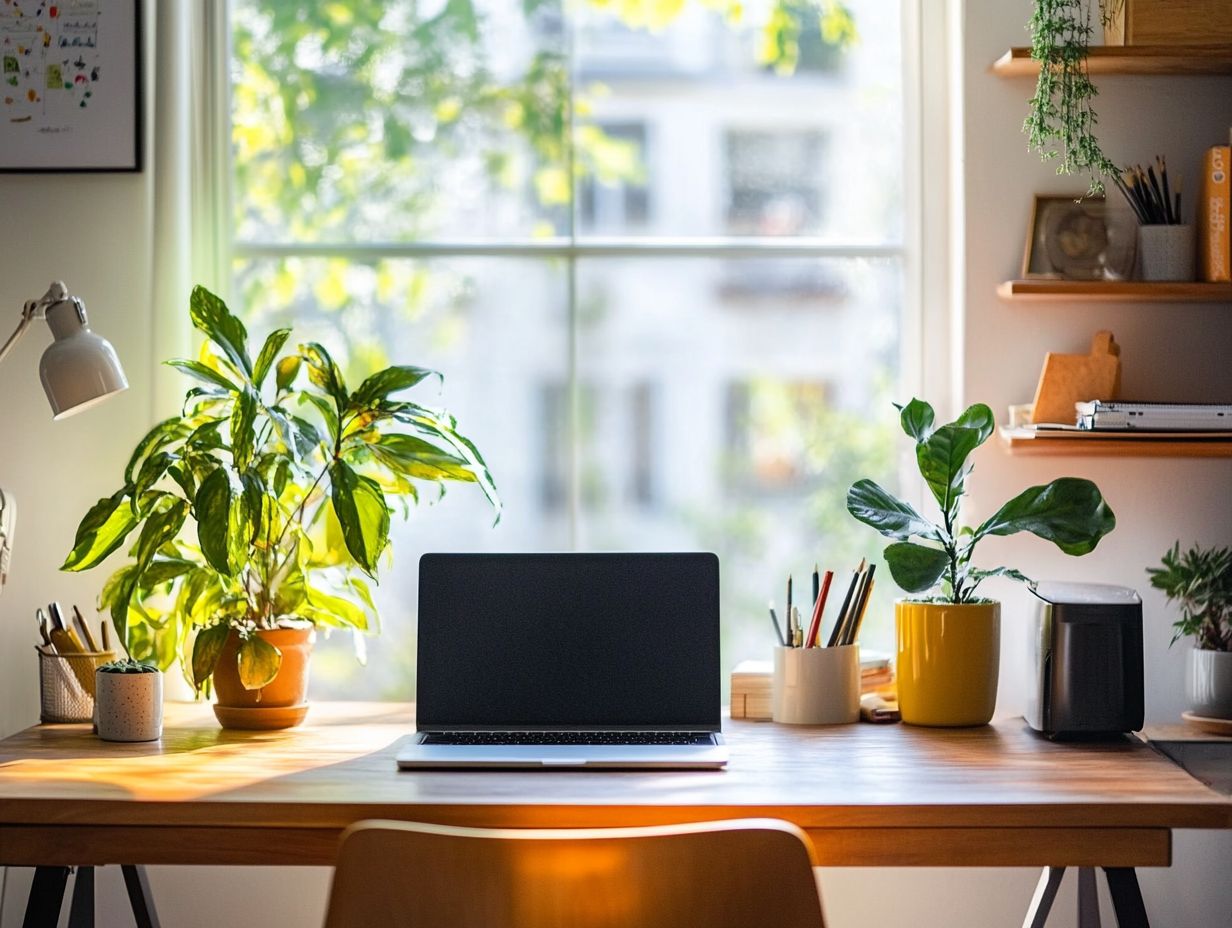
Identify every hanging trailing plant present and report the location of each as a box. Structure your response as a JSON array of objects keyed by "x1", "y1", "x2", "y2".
[{"x1": 1024, "y1": 0, "x2": 1118, "y2": 193}]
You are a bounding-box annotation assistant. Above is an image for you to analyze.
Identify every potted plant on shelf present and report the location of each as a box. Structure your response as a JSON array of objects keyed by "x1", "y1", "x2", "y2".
[
  {"x1": 847, "y1": 399, "x2": 1116, "y2": 727},
  {"x1": 62, "y1": 286, "x2": 499, "y2": 730},
  {"x1": 1148, "y1": 542, "x2": 1232, "y2": 721},
  {"x1": 95, "y1": 658, "x2": 163, "y2": 742}
]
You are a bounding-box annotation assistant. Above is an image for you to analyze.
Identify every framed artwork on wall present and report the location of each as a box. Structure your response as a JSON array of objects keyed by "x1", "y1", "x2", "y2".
[{"x1": 0, "y1": 0, "x2": 142, "y2": 172}]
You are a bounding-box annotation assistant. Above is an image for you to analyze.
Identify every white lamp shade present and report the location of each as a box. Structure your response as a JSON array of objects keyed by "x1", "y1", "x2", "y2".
[{"x1": 39, "y1": 298, "x2": 128, "y2": 419}]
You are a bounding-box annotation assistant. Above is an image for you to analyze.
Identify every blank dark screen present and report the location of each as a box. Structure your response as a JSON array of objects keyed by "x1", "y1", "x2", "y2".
[{"x1": 417, "y1": 553, "x2": 720, "y2": 729}]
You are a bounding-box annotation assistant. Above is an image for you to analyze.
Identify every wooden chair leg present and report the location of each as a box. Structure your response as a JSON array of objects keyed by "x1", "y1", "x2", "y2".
[
  {"x1": 67, "y1": 866, "x2": 95, "y2": 928},
  {"x1": 1077, "y1": 867, "x2": 1101, "y2": 928},
  {"x1": 1103, "y1": 868, "x2": 1150, "y2": 928},
  {"x1": 21, "y1": 866, "x2": 70, "y2": 928},
  {"x1": 1023, "y1": 866, "x2": 1066, "y2": 928},
  {"x1": 121, "y1": 865, "x2": 163, "y2": 928}
]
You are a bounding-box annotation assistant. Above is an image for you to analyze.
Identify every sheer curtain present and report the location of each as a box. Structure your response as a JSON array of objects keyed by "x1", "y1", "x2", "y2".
[{"x1": 148, "y1": 0, "x2": 231, "y2": 418}]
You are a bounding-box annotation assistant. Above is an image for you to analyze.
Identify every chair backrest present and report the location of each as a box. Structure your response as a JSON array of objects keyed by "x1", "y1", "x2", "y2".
[{"x1": 323, "y1": 818, "x2": 826, "y2": 928}]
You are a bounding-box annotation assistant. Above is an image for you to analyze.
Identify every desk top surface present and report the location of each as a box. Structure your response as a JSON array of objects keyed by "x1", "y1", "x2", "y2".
[{"x1": 1, "y1": 702, "x2": 1228, "y2": 832}]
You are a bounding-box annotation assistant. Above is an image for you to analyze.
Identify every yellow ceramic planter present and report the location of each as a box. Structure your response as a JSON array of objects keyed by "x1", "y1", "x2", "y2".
[{"x1": 895, "y1": 600, "x2": 1000, "y2": 727}]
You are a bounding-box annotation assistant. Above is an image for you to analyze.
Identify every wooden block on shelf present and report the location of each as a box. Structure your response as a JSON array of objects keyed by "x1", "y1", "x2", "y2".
[
  {"x1": 1104, "y1": 0, "x2": 1232, "y2": 46},
  {"x1": 1030, "y1": 330, "x2": 1122, "y2": 425}
]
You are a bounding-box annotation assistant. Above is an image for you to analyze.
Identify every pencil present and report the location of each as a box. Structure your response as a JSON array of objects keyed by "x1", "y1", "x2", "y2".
[
  {"x1": 836, "y1": 566, "x2": 871, "y2": 647},
  {"x1": 825, "y1": 568, "x2": 862, "y2": 648},
  {"x1": 805, "y1": 570, "x2": 834, "y2": 648},
  {"x1": 769, "y1": 601, "x2": 785, "y2": 647},
  {"x1": 844, "y1": 564, "x2": 877, "y2": 646},
  {"x1": 811, "y1": 564, "x2": 820, "y2": 614},
  {"x1": 786, "y1": 574, "x2": 794, "y2": 647}
]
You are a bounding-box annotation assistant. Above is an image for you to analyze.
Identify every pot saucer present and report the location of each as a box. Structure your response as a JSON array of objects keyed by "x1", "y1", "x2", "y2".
[
  {"x1": 213, "y1": 703, "x2": 309, "y2": 731},
  {"x1": 1181, "y1": 711, "x2": 1232, "y2": 737}
]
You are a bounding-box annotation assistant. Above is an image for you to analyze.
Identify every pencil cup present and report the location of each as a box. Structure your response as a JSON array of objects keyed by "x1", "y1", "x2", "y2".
[
  {"x1": 37, "y1": 648, "x2": 116, "y2": 723},
  {"x1": 772, "y1": 645, "x2": 860, "y2": 725}
]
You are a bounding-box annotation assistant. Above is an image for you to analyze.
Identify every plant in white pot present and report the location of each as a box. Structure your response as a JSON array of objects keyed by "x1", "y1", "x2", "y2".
[
  {"x1": 847, "y1": 399, "x2": 1116, "y2": 726},
  {"x1": 1148, "y1": 543, "x2": 1232, "y2": 721},
  {"x1": 95, "y1": 658, "x2": 163, "y2": 742},
  {"x1": 62, "y1": 287, "x2": 499, "y2": 729}
]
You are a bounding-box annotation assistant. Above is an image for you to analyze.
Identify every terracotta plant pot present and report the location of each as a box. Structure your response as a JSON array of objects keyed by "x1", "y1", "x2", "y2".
[
  {"x1": 895, "y1": 600, "x2": 1000, "y2": 727},
  {"x1": 212, "y1": 627, "x2": 314, "y2": 730}
]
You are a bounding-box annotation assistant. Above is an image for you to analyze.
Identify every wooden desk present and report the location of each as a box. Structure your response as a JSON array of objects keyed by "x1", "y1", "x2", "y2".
[{"x1": 1, "y1": 703, "x2": 1228, "y2": 870}]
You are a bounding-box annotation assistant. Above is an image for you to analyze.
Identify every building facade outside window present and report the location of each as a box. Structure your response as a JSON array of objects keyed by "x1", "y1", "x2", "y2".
[{"x1": 229, "y1": 0, "x2": 910, "y2": 698}]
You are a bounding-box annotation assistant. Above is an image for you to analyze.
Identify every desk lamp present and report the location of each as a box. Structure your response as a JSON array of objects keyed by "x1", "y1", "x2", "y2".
[
  {"x1": 0, "y1": 281, "x2": 128, "y2": 419},
  {"x1": 0, "y1": 281, "x2": 128, "y2": 590}
]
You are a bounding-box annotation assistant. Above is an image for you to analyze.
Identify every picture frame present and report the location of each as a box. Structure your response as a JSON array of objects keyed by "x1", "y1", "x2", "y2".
[
  {"x1": 1022, "y1": 195, "x2": 1110, "y2": 280},
  {"x1": 0, "y1": 0, "x2": 142, "y2": 173}
]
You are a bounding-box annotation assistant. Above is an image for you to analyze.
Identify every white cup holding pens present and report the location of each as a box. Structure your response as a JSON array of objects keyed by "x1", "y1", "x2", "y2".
[{"x1": 772, "y1": 644, "x2": 860, "y2": 725}]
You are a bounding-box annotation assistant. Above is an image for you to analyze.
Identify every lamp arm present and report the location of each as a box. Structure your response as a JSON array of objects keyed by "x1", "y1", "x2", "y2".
[{"x1": 0, "y1": 305, "x2": 37, "y2": 368}]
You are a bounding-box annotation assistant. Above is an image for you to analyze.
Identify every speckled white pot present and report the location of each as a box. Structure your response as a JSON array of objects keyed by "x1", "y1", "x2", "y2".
[{"x1": 95, "y1": 670, "x2": 163, "y2": 742}]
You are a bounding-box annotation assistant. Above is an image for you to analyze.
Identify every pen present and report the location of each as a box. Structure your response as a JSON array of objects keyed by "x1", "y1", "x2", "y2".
[
  {"x1": 826, "y1": 567, "x2": 862, "y2": 648},
  {"x1": 769, "y1": 601, "x2": 785, "y2": 647},
  {"x1": 790, "y1": 606, "x2": 803, "y2": 648},
  {"x1": 72, "y1": 605, "x2": 100, "y2": 651},
  {"x1": 805, "y1": 570, "x2": 833, "y2": 648},
  {"x1": 811, "y1": 564, "x2": 820, "y2": 615},
  {"x1": 36, "y1": 610, "x2": 52, "y2": 647}
]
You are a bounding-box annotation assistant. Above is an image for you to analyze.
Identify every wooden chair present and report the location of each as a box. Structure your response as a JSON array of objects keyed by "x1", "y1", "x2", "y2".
[{"x1": 322, "y1": 818, "x2": 826, "y2": 928}]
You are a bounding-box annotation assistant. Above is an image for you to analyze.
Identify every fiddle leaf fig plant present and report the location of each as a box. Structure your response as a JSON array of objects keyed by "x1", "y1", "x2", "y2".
[
  {"x1": 62, "y1": 286, "x2": 499, "y2": 691},
  {"x1": 847, "y1": 399, "x2": 1116, "y2": 603}
]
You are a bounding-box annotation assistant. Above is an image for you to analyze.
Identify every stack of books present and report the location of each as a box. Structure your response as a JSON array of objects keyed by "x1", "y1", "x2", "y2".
[{"x1": 730, "y1": 651, "x2": 895, "y2": 720}]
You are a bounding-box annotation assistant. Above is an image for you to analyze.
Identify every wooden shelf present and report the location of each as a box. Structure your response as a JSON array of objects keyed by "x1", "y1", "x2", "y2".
[
  {"x1": 992, "y1": 46, "x2": 1232, "y2": 77},
  {"x1": 999, "y1": 427, "x2": 1232, "y2": 458},
  {"x1": 998, "y1": 280, "x2": 1232, "y2": 303}
]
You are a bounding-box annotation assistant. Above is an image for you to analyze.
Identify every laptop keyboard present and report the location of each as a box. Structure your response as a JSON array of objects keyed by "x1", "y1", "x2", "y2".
[{"x1": 422, "y1": 731, "x2": 716, "y2": 746}]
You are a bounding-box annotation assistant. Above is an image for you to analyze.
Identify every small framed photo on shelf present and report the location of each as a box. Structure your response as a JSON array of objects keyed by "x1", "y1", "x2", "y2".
[
  {"x1": 1022, "y1": 195, "x2": 1110, "y2": 280},
  {"x1": 0, "y1": 0, "x2": 143, "y2": 173}
]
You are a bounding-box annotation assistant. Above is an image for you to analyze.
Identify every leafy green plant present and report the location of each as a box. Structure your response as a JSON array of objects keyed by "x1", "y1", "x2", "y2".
[
  {"x1": 846, "y1": 399, "x2": 1116, "y2": 603},
  {"x1": 98, "y1": 659, "x2": 159, "y2": 674},
  {"x1": 62, "y1": 286, "x2": 499, "y2": 692},
  {"x1": 1148, "y1": 543, "x2": 1232, "y2": 652},
  {"x1": 1024, "y1": 0, "x2": 1119, "y2": 193}
]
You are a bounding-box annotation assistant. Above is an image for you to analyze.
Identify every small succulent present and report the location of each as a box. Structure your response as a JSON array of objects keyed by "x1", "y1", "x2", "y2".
[{"x1": 98, "y1": 658, "x2": 160, "y2": 674}]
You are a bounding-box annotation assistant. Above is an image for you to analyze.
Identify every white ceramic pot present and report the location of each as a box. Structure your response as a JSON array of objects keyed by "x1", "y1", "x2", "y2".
[
  {"x1": 772, "y1": 645, "x2": 860, "y2": 725},
  {"x1": 95, "y1": 670, "x2": 164, "y2": 742},
  {"x1": 1187, "y1": 649, "x2": 1232, "y2": 720},
  {"x1": 1137, "y1": 224, "x2": 1195, "y2": 281}
]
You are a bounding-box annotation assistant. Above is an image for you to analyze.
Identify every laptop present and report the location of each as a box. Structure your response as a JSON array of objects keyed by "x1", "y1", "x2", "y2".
[{"x1": 396, "y1": 552, "x2": 727, "y2": 769}]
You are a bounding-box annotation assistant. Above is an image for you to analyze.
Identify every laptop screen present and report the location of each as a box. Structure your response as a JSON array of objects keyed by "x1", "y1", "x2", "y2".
[{"x1": 416, "y1": 553, "x2": 720, "y2": 730}]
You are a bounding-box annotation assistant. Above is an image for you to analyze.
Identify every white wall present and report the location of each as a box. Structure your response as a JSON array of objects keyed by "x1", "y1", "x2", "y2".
[{"x1": 2, "y1": 1, "x2": 1229, "y2": 926}]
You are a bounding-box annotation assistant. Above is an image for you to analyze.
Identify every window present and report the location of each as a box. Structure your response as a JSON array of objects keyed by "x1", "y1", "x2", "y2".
[{"x1": 229, "y1": 0, "x2": 909, "y2": 699}]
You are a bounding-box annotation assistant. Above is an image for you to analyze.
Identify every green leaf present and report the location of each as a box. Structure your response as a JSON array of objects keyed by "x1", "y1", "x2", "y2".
[
  {"x1": 846, "y1": 479, "x2": 943, "y2": 542},
  {"x1": 966, "y1": 566, "x2": 1034, "y2": 586},
  {"x1": 303, "y1": 581, "x2": 372, "y2": 631},
  {"x1": 916, "y1": 424, "x2": 982, "y2": 516},
  {"x1": 973, "y1": 477, "x2": 1116, "y2": 555},
  {"x1": 165, "y1": 359, "x2": 240, "y2": 393},
  {"x1": 189, "y1": 286, "x2": 252, "y2": 378},
  {"x1": 365, "y1": 433, "x2": 476, "y2": 483},
  {"x1": 230, "y1": 388, "x2": 259, "y2": 471},
  {"x1": 190, "y1": 623, "x2": 231, "y2": 691},
  {"x1": 253, "y1": 328, "x2": 292, "y2": 388},
  {"x1": 124, "y1": 418, "x2": 186, "y2": 484},
  {"x1": 195, "y1": 468, "x2": 250, "y2": 575},
  {"x1": 301, "y1": 342, "x2": 348, "y2": 412},
  {"x1": 237, "y1": 635, "x2": 282, "y2": 690},
  {"x1": 275, "y1": 355, "x2": 301, "y2": 392},
  {"x1": 394, "y1": 406, "x2": 501, "y2": 519},
  {"x1": 131, "y1": 451, "x2": 178, "y2": 514},
  {"x1": 137, "y1": 557, "x2": 196, "y2": 591},
  {"x1": 329, "y1": 459, "x2": 390, "y2": 576},
  {"x1": 884, "y1": 542, "x2": 951, "y2": 593},
  {"x1": 301, "y1": 393, "x2": 340, "y2": 445},
  {"x1": 132, "y1": 497, "x2": 188, "y2": 569},
  {"x1": 61, "y1": 490, "x2": 139, "y2": 571},
  {"x1": 897, "y1": 398, "x2": 935, "y2": 441},
  {"x1": 351, "y1": 365, "x2": 439, "y2": 408},
  {"x1": 952, "y1": 403, "x2": 996, "y2": 444}
]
